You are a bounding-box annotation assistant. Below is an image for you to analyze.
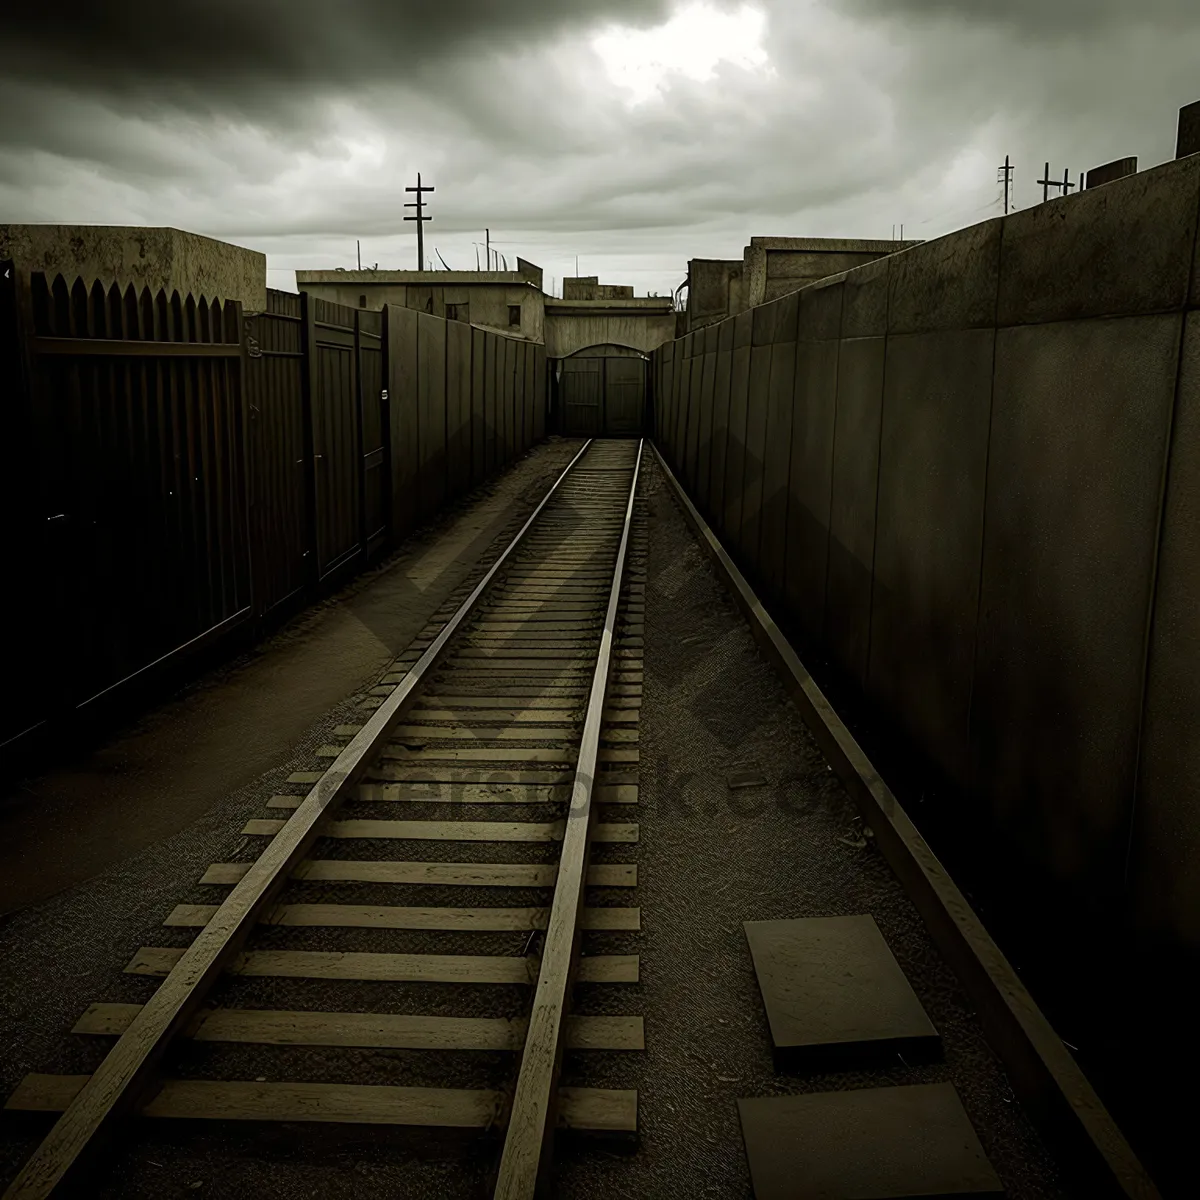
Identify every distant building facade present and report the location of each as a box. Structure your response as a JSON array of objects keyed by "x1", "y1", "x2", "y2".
[
  {"x1": 544, "y1": 296, "x2": 675, "y2": 358},
  {"x1": 295, "y1": 258, "x2": 546, "y2": 341},
  {"x1": 561, "y1": 276, "x2": 635, "y2": 301},
  {"x1": 682, "y1": 235, "x2": 922, "y2": 333},
  {"x1": 296, "y1": 265, "x2": 676, "y2": 359}
]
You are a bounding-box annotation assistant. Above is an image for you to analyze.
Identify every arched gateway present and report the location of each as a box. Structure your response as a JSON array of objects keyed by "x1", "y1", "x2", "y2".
[{"x1": 554, "y1": 342, "x2": 648, "y2": 437}]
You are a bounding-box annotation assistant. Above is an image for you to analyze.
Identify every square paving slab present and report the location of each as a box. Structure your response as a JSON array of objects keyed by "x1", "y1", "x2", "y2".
[
  {"x1": 744, "y1": 915, "x2": 939, "y2": 1066},
  {"x1": 737, "y1": 1082, "x2": 1004, "y2": 1198}
]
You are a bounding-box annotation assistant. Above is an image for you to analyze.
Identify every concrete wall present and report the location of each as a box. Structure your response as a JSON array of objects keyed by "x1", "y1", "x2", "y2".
[
  {"x1": 0, "y1": 224, "x2": 266, "y2": 310},
  {"x1": 652, "y1": 151, "x2": 1200, "y2": 959},
  {"x1": 298, "y1": 273, "x2": 544, "y2": 343},
  {"x1": 1177, "y1": 99, "x2": 1200, "y2": 158},
  {"x1": 561, "y1": 276, "x2": 635, "y2": 300},
  {"x1": 688, "y1": 259, "x2": 744, "y2": 329},
  {"x1": 563, "y1": 276, "x2": 599, "y2": 300},
  {"x1": 684, "y1": 237, "x2": 918, "y2": 333},
  {"x1": 516, "y1": 258, "x2": 544, "y2": 289},
  {"x1": 1085, "y1": 156, "x2": 1137, "y2": 189},
  {"x1": 746, "y1": 238, "x2": 921, "y2": 308},
  {"x1": 544, "y1": 298, "x2": 676, "y2": 358}
]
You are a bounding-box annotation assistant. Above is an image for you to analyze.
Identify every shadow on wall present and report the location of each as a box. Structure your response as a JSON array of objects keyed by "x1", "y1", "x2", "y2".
[
  {"x1": 1, "y1": 277, "x2": 547, "y2": 771},
  {"x1": 652, "y1": 147, "x2": 1200, "y2": 971}
]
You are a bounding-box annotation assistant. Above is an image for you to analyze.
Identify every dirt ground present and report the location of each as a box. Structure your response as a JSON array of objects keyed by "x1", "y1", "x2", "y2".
[
  {"x1": 0, "y1": 439, "x2": 584, "y2": 918},
  {"x1": 0, "y1": 441, "x2": 1069, "y2": 1198}
]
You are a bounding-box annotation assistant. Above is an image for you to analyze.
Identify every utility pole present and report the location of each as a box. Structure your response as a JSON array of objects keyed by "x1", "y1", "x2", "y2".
[
  {"x1": 1036, "y1": 162, "x2": 1074, "y2": 203},
  {"x1": 997, "y1": 154, "x2": 1014, "y2": 214},
  {"x1": 1037, "y1": 161, "x2": 1054, "y2": 202},
  {"x1": 404, "y1": 172, "x2": 434, "y2": 270}
]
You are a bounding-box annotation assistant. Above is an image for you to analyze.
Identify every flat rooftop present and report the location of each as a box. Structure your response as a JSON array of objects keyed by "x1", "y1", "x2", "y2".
[{"x1": 295, "y1": 270, "x2": 538, "y2": 286}]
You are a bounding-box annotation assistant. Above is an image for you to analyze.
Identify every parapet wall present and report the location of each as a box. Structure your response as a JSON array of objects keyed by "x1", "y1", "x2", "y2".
[
  {"x1": 685, "y1": 238, "x2": 918, "y2": 333},
  {"x1": 0, "y1": 224, "x2": 266, "y2": 311},
  {"x1": 653, "y1": 152, "x2": 1200, "y2": 957}
]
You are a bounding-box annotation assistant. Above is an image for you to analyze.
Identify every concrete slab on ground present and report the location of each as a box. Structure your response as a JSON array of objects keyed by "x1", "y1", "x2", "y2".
[{"x1": 737, "y1": 1083, "x2": 1003, "y2": 1199}]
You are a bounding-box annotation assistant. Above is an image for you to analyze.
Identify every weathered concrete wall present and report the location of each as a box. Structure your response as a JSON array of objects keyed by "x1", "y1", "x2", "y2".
[
  {"x1": 0, "y1": 224, "x2": 266, "y2": 310},
  {"x1": 516, "y1": 258, "x2": 543, "y2": 290},
  {"x1": 1177, "y1": 99, "x2": 1200, "y2": 158},
  {"x1": 1131, "y1": 310, "x2": 1200, "y2": 947},
  {"x1": 684, "y1": 238, "x2": 917, "y2": 333},
  {"x1": 543, "y1": 298, "x2": 675, "y2": 358},
  {"x1": 298, "y1": 273, "x2": 544, "y2": 343},
  {"x1": 688, "y1": 258, "x2": 743, "y2": 328},
  {"x1": 1085, "y1": 156, "x2": 1137, "y2": 189},
  {"x1": 561, "y1": 276, "x2": 634, "y2": 300},
  {"x1": 745, "y1": 237, "x2": 920, "y2": 309},
  {"x1": 652, "y1": 151, "x2": 1200, "y2": 962},
  {"x1": 562, "y1": 276, "x2": 599, "y2": 300},
  {"x1": 784, "y1": 279, "x2": 842, "y2": 639}
]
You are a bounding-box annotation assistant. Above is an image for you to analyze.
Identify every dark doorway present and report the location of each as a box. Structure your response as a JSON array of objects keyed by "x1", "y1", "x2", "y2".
[
  {"x1": 604, "y1": 357, "x2": 645, "y2": 434},
  {"x1": 556, "y1": 345, "x2": 647, "y2": 436}
]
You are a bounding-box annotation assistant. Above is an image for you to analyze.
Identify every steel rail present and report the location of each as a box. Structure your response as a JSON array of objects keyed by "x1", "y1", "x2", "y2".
[
  {"x1": 3, "y1": 439, "x2": 598, "y2": 1200},
  {"x1": 494, "y1": 438, "x2": 645, "y2": 1199}
]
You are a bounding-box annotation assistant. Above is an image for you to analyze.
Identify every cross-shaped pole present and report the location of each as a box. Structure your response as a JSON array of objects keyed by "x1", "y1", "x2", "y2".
[
  {"x1": 404, "y1": 172, "x2": 435, "y2": 270},
  {"x1": 996, "y1": 154, "x2": 1014, "y2": 214},
  {"x1": 1037, "y1": 161, "x2": 1054, "y2": 202},
  {"x1": 1059, "y1": 167, "x2": 1075, "y2": 196}
]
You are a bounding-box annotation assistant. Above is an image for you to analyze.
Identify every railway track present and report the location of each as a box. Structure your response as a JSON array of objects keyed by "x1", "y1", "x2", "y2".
[{"x1": 4, "y1": 437, "x2": 646, "y2": 1199}]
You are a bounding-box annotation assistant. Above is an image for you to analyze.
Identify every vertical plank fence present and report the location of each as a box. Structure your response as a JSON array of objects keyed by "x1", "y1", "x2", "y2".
[{"x1": 0, "y1": 277, "x2": 548, "y2": 764}]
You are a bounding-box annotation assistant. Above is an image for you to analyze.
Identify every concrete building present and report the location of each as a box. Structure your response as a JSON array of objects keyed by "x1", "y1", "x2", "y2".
[
  {"x1": 561, "y1": 276, "x2": 635, "y2": 301},
  {"x1": 0, "y1": 224, "x2": 266, "y2": 310},
  {"x1": 297, "y1": 264, "x2": 677, "y2": 361},
  {"x1": 295, "y1": 258, "x2": 546, "y2": 342},
  {"x1": 543, "y1": 295, "x2": 675, "y2": 358},
  {"x1": 683, "y1": 235, "x2": 921, "y2": 333}
]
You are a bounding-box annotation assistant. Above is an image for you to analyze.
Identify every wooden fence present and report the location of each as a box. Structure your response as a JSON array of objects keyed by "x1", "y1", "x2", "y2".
[{"x1": 1, "y1": 275, "x2": 547, "y2": 761}]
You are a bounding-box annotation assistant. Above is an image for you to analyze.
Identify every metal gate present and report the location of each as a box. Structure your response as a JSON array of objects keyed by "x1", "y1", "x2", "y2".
[
  {"x1": 558, "y1": 352, "x2": 647, "y2": 436},
  {"x1": 560, "y1": 357, "x2": 602, "y2": 435},
  {"x1": 604, "y1": 357, "x2": 645, "y2": 434}
]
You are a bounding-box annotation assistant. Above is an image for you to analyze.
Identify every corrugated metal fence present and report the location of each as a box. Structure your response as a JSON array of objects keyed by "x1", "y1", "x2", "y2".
[{"x1": 1, "y1": 275, "x2": 547, "y2": 760}]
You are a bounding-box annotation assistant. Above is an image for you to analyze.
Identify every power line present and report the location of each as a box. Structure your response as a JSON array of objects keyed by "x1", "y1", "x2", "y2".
[{"x1": 917, "y1": 190, "x2": 1001, "y2": 228}]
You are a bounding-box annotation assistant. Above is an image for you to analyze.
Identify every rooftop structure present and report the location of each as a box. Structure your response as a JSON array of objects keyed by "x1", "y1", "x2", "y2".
[
  {"x1": 684, "y1": 235, "x2": 922, "y2": 333},
  {"x1": 0, "y1": 224, "x2": 266, "y2": 310}
]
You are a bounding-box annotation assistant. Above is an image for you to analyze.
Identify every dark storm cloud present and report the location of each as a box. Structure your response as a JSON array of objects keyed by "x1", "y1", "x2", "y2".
[
  {"x1": 837, "y1": 0, "x2": 1198, "y2": 35},
  {"x1": 0, "y1": 1, "x2": 671, "y2": 112},
  {"x1": 2, "y1": 0, "x2": 1198, "y2": 295}
]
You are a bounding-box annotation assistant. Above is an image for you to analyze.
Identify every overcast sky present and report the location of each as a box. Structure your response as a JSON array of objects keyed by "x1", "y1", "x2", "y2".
[{"x1": 2, "y1": 1, "x2": 1197, "y2": 298}]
